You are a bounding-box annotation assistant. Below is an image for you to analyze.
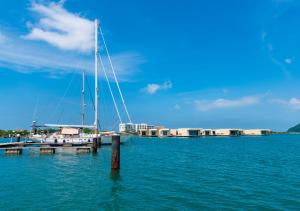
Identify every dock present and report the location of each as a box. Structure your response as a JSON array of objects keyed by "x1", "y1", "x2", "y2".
[
  {"x1": 0, "y1": 136, "x2": 122, "y2": 175},
  {"x1": 0, "y1": 141, "x2": 97, "y2": 156}
]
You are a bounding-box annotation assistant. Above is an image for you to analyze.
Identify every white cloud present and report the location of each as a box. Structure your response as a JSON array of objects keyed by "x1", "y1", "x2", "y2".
[
  {"x1": 24, "y1": 2, "x2": 94, "y2": 53},
  {"x1": 195, "y1": 96, "x2": 260, "y2": 111},
  {"x1": 0, "y1": 2, "x2": 144, "y2": 81},
  {"x1": 271, "y1": 97, "x2": 300, "y2": 109},
  {"x1": 144, "y1": 81, "x2": 172, "y2": 94},
  {"x1": 289, "y1": 98, "x2": 300, "y2": 108},
  {"x1": 261, "y1": 31, "x2": 291, "y2": 77},
  {"x1": 284, "y1": 57, "x2": 294, "y2": 64},
  {"x1": 0, "y1": 38, "x2": 143, "y2": 81},
  {"x1": 174, "y1": 104, "x2": 181, "y2": 110}
]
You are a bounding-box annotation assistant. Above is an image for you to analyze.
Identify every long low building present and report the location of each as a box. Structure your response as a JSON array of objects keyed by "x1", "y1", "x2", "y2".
[
  {"x1": 120, "y1": 123, "x2": 272, "y2": 137},
  {"x1": 176, "y1": 128, "x2": 203, "y2": 137},
  {"x1": 202, "y1": 129, "x2": 216, "y2": 136},
  {"x1": 241, "y1": 129, "x2": 271, "y2": 136},
  {"x1": 214, "y1": 129, "x2": 241, "y2": 136},
  {"x1": 138, "y1": 128, "x2": 170, "y2": 137},
  {"x1": 158, "y1": 128, "x2": 170, "y2": 137}
]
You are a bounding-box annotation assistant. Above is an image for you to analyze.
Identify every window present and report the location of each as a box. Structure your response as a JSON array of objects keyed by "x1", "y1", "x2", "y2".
[{"x1": 189, "y1": 130, "x2": 199, "y2": 136}]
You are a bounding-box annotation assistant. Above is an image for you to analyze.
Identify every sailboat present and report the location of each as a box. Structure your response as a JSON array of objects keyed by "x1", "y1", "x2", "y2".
[{"x1": 30, "y1": 19, "x2": 132, "y2": 145}]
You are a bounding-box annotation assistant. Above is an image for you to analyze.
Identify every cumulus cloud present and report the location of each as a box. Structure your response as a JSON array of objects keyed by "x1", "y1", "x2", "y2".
[
  {"x1": 24, "y1": 2, "x2": 94, "y2": 52},
  {"x1": 0, "y1": 2, "x2": 144, "y2": 81},
  {"x1": 143, "y1": 81, "x2": 172, "y2": 94},
  {"x1": 195, "y1": 96, "x2": 260, "y2": 111}
]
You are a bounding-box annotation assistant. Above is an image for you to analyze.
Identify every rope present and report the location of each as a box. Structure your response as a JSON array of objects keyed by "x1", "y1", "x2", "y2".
[
  {"x1": 51, "y1": 72, "x2": 75, "y2": 123},
  {"x1": 32, "y1": 96, "x2": 39, "y2": 121},
  {"x1": 98, "y1": 53, "x2": 123, "y2": 124},
  {"x1": 85, "y1": 75, "x2": 101, "y2": 130},
  {"x1": 98, "y1": 22, "x2": 133, "y2": 123}
]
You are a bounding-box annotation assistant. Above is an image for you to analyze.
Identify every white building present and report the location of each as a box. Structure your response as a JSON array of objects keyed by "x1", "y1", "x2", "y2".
[
  {"x1": 158, "y1": 128, "x2": 170, "y2": 137},
  {"x1": 176, "y1": 128, "x2": 203, "y2": 137},
  {"x1": 169, "y1": 129, "x2": 178, "y2": 137},
  {"x1": 119, "y1": 123, "x2": 155, "y2": 133},
  {"x1": 241, "y1": 129, "x2": 271, "y2": 136},
  {"x1": 135, "y1": 123, "x2": 155, "y2": 131},
  {"x1": 201, "y1": 129, "x2": 216, "y2": 136},
  {"x1": 148, "y1": 129, "x2": 158, "y2": 137},
  {"x1": 214, "y1": 129, "x2": 241, "y2": 136},
  {"x1": 119, "y1": 123, "x2": 135, "y2": 133}
]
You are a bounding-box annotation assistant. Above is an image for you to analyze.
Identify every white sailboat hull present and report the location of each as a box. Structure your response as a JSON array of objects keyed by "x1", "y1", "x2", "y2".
[{"x1": 37, "y1": 134, "x2": 130, "y2": 145}]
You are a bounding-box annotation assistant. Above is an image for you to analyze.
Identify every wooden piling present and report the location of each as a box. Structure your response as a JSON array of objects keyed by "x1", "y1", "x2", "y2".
[
  {"x1": 92, "y1": 138, "x2": 97, "y2": 153},
  {"x1": 40, "y1": 147, "x2": 55, "y2": 155},
  {"x1": 97, "y1": 137, "x2": 102, "y2": 148},
  {"x1": 111, "y1": 135, "x2": 120, "y2": 171},
  {"x1": 5, "y1": 148, "x2": 22, "y2": 155}
]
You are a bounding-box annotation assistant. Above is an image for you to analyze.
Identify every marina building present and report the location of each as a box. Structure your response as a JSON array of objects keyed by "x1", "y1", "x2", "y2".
[
  {"x1": 169, "y1": 129, "x2": 178, "y2": 137},
  {"x1": 138, "y1": 129, "x2": 147, "y2": 136},
  {"x1": 241, "y1": 129, "x2": 271, "y2": 136},
  {"x1": 148, "y1": 129, "x2": 158, "y2": 137},
  {"x1": 158, "y1": 128, "x2": 170, "y2": 137},
  {"x1": 202, "y1": 129, "x2": 216, "y2": 136},
  {"x1": 214, "y1": 129, "x2": 241, "y2": 136},
  {"x1": 119, "y1": 123, "x2": 155, "y2": 133},
  {"x1": 120, "y1": 123, "x2": 272, "y2": 137},
  {"x1": 176, "y1": 128, "x2": 203, "y2": 137},
  {"x1": 119, "y1": 123, "x2": 135, "y2": 133}
]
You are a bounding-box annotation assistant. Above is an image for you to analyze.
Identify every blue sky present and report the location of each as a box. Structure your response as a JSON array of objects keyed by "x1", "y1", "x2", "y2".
[{"x1": 1, "y1": 0, "x2": 300, "y2": 131}]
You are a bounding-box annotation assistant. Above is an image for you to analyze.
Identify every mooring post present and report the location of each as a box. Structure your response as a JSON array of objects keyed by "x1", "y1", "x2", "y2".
[
  {"x1": 92, "y1": 138, "x2": 97, "y2": 153},
  {"x1": 111, "y1": 135, "x2": 120, "y2": 171},
  {"x1": 97, "y1": 137, "x2": 102, "y2": 148}
]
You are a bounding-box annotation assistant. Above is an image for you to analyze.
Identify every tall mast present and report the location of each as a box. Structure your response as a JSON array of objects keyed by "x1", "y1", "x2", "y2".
[
  {"x1": 94, "y1": 19, "x2": 99, "y2": 133},
  {"x1": 81, "y1": 70, "x2": 85, "y2": 126}
]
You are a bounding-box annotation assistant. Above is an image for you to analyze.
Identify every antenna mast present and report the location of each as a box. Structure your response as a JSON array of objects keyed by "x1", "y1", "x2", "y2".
[
  {"x1": 94, "y1": 19, "x2": 99, "y2": 133},
  {"x1": 81, "y1": 70, "x2": 85, "y2": 126}
]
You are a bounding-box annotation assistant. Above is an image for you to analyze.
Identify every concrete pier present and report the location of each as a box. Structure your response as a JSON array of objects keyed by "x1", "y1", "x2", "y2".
[
  {"x1": 40, "y1": 147, "x2": 55, "y2": 155},
  {"x1": 76, "y1": 147, "x2": 91, "y2": 154},
  {"x1": 5, "y1": 148, "x2": 22, "y2": 155}
]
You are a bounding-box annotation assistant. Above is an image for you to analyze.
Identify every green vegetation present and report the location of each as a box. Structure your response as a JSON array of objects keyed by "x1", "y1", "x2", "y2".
[
  {"x1": 0, "y1": 128, "x2": 110, "y2": 137},
  {"x1": 0, "y1": 128, "x2": 59, "y2": 137},
  {"x1": 83, "y1": 128, "x2": 95, "y2": 134},
  {"x1": 0, "y1": 130, "x2": 30, "y2": 137},
  {"x1": 35, "y1": 128, "x2": 58, "y2": 134},
  {"x1": 287, "y1": 123, "x2": 300, "y2": 133}
]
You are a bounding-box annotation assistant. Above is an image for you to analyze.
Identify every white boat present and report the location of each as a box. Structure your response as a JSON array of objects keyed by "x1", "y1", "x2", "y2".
[{"x1": 30, "y1": 19, "x2": 133, "y2": 145}]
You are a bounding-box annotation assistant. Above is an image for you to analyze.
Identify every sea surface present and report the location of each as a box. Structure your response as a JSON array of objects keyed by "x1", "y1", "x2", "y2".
[{"x1": 0, "y1": 135, "x2": 300, "y2": 210}]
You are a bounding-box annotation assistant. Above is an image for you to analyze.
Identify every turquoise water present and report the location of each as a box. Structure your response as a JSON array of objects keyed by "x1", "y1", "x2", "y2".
[{"x1": 0, "y1": 135, "x2": 300, "y2": 210}]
